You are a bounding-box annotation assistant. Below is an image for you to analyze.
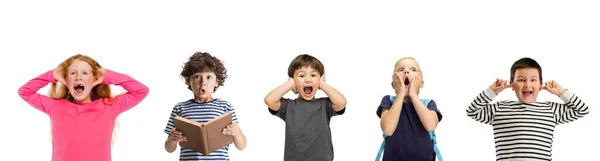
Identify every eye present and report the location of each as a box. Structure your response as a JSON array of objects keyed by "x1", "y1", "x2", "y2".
[
  {"x1": 518, "y1": 79, "x2": 525, "y2": 82},
  {"x1": 398, "y1": 68, "x2": 404, "y2": 72},
  {"x1": 70, "y1": 72, "x2": 76, "y2": 75},
  {"x1": 194, "y1": 75, "x2": 201, "y2": 79},
  {"x1": 531, "y1": 79, "x2": 537, "y2": 82},
  {"x1": 411, "y1": 68, "x2": 417, "y2": 72},
  {"x1": 311, "y1": 74, "x2": 317, "y2": 77},
  {"x1": 207, "y1": 75, "x2": 212, "y2": 80},
  {"x1": 83, "y1": 72, "x2": 88, "y2": 75}
]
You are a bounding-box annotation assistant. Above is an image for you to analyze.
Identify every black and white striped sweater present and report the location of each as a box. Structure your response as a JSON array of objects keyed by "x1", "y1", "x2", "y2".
[{"x1": 466, "y1": 87, "x2": 589, "y2": 161}]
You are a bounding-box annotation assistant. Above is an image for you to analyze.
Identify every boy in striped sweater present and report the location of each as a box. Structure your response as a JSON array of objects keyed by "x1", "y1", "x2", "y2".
[
  {"x1": 466, "y1": 57, "x2": 590, "y2": 161},
  {"x1": 164, "y1": 52, "x2": 247, "y2": 161}
]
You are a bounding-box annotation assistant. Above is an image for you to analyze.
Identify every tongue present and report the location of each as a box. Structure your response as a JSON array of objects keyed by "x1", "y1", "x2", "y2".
[
  {"x1": 75, "y1": 88, "x2": 84, "y2": 93},
  {"x1": 304, "y1": 87, "x2": 312, "y2": 94}
]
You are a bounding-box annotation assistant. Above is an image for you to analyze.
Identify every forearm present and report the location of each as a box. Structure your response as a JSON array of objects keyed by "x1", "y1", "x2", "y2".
[
  {"x1": 103, "y1": 69, "x2": 149, "y2": 98},
  {"x1": 466, "y1": 87, "x2": 498, "y2": 125},
  {"x1": 320, "y1": 83, "x2": 347, "y2": 111},
  {"x1": 18, "y1": 70, "x2": 58, "y2": 112},
  {"x1": 380, "y1": 98, "x2": 404, "y2": 136},
  {"x1": 164, "y1": 139, "x2": 178, "y2": 153},
  {"x1": 264, "y1": 80, "x2": 293, "y2": 111},
  {"x1": 411, "y1": 97, "x2": 438, "y2": 131},
  {"x1": 232, "y1": 131, "x2": 247, "y2": 150}
]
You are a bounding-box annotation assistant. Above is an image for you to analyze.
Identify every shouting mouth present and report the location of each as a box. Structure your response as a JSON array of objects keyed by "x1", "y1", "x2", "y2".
[
  {"x1": 74, "y1": 83, "x2": 85, "y2": 94},
  {"x1": 303, "y1": 85, "x2": 314, "y2": 97}
]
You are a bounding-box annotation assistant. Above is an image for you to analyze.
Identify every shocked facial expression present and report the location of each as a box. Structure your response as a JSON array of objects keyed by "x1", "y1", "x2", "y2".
[
  {"x1": 189, "y1": 72, "x2": 218, "y2": 103},
  {"x1": 65, "y1": 59, "x2": 97, "y2": 103},
  {"x1": 394, "y1": 59, "x2": 423, "y2": 94},
  {"x1": 511, "y1": 68, "x2": 542, "y2": 103},
  {"x1": 293, "y1": 66, "x2": 321, "y2": 101}
]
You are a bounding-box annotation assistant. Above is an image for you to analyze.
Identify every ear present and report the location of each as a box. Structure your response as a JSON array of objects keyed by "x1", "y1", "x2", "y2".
[
  {"x1": 420, "y1": 80, "x2": 425, "y2": 88},
  {"x1": 510, "y1": 80, "x2": 515, "y2": 91}
]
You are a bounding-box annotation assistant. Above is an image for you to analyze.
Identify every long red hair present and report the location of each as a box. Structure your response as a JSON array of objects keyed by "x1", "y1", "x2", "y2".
[{"x1": 47, "y1": 54, "x2": 122, "y2": 145}]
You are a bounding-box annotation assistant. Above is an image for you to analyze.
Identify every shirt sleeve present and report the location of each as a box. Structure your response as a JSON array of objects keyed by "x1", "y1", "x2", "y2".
[
  {"x1": 376, "y1": 95, "x2": 392, "y2": 118},
  {"x1": 18, "y1": 70, "x2": 61, "y2": 114},
  {"x1": 466, "y1": 87, "x2": 501, "y2": 125},
  {"x1": 225, "y1": 101, "x2": 239, "y2": 123},
  {"x1": 269, "y1": 98, "x2": 290, "y2": 120},
  {"x1": 324, "y1": 97, "x2": 345, "y2": 118},
  {"x1": 552, "y1": 89, "x2": 590, "y2": 125},
  {"x1": 427, "y1": 100, "x2": 443, "y2": 122},
  {"x1": 164, "y1": 103, "x2": 181, "y2": 135},
  {"x1": 103, "y1": 69, "x2": 150, "y2": 114}
]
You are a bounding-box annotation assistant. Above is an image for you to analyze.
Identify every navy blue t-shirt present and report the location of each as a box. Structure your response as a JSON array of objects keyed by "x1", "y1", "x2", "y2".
[{"x1": 376, "y1": 95, "x2": 442, "y2": 161}]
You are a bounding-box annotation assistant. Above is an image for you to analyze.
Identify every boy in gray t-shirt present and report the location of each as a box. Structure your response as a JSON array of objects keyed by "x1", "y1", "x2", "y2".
[{"x1": 265, "y1": 54, "x2": 347, "y2": 161}]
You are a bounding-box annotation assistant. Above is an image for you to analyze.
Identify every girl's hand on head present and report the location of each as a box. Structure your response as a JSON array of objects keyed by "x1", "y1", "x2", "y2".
[
  {"x1": 92, "y1": 68, "x2": 105, "y2": 87},
  {"x1": 222, "y1": 122, "x2": 241, "y2": 137},
  {"x1": 490, "y1": 78, "x2": 510, "y2": 95},
  {"x1": 542, "y1": 80, "x2": 566, "y2": 96},
  {"x1": 169, "y1": 128, "x2": 187, "y2": 143},
  {"x1": 53, "y1": 66, "x2": 67, "y2": 85}
]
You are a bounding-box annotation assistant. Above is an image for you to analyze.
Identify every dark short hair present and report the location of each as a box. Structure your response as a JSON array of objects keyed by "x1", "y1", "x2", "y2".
[
  {"x1": 287, "y1": 54, "x2": 324, "y2": 78},
  {"x1": 180, "y1": 52, "x2": 227, "y2": 91},
  {"x1": 510, "y1": 57, "x2": 542, "y2": 82}
]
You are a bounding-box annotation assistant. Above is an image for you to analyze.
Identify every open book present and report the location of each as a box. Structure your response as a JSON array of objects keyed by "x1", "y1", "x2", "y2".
[{"x1": 173, "y1": 112, "x2": 234, "y2": 155}]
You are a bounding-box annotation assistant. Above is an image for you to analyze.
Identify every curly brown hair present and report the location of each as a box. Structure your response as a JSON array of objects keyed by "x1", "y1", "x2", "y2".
[{"x1": 180, "y1": 52, "x2": 228, "y2": 92}]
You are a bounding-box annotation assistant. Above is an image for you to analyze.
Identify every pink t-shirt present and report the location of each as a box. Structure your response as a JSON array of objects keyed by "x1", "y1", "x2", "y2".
[{"x1": 18, "y1": 69, "x2": 149, "y2": 161}]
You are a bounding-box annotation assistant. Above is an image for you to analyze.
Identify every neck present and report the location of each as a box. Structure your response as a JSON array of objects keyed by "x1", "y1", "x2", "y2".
[
  {"x1": 73, "y1": 97, "x2": 92, "y2": 104},
  {"x1": 298, "y1": 95, "x2": 315, "y2": 101},
  {"x1": 195, "y1": 96, "x2": 214, "y2": 103}
]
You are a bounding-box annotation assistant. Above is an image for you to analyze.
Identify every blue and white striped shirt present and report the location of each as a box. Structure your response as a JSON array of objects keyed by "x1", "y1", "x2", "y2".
[{"x1": 165, "y1": 98, "x2": 239, "y2": 161}]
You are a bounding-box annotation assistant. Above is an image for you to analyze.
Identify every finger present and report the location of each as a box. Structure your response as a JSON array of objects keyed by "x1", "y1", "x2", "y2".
[
  {"x1": 541, "y1": 85, "x2": 547, "y2": 90},
  {"x1": 170, "y1": 128, "x2": 177, "y2": 134}
]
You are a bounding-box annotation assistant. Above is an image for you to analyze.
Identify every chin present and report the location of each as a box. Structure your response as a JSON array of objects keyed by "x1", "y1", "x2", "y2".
[{"x1": 301, "y1": 94, "x2": 315, "y2": 100}]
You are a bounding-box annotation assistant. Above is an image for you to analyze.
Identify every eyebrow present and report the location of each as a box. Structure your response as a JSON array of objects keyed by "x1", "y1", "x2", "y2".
[{"x1": 516, "y1": 76, "x2": 539, "y2": 79}]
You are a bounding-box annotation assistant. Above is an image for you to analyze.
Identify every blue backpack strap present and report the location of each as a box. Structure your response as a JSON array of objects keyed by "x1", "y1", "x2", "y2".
[{"x1": 375, "y1": 133, "x2": 386, "y2": 161}]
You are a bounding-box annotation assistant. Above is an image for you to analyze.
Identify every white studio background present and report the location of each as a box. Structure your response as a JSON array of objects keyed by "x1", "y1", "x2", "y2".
[{"x1": 0, "y1": 0, "x2": 598, "y2": 161}]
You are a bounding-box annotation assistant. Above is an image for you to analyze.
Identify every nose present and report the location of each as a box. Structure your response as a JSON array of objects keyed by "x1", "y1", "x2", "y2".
[
  {"x1": 200, "y1": 77, "x2": 206, "y2": 86},
  {"x1": 304, "y1": 78, "x2": 312, "y2": 83},
  {"x1": 524, "y1": 80, "x2": 531, "y2": 88}
]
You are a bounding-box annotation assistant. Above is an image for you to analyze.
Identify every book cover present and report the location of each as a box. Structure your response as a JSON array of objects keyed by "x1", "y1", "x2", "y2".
[{"x1": 173, "y1": 112, "x2": 234, "y2": 155}]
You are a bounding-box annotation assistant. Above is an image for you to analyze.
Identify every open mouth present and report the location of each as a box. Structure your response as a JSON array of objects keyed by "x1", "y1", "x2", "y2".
[
  {"x1": 404, "y1": 77, "x2": 410, "y2": 86},
  {"x1": 303, "y1": 85, "x2": 313, "y2": 95},
  {"x1": 74, "y1": 84, "x2": 85, "y2": 94},
  {"x1": 523, "y1": 90, "x2": 533, "y2": 96},
  {"x1": 200, "y1": 89, "x2": 206, "y2": 94}
]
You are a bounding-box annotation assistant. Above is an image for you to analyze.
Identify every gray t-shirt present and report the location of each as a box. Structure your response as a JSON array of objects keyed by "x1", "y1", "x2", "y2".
[{"x1": 269, "y1": 97, "x2": 345, "y2": 161}]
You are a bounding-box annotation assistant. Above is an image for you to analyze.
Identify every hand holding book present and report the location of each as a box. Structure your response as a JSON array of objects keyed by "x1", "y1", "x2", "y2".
[
  {"x1": 168, "y1": 128, "x2": 188, "y2": 143},
  {"x1": 222, "y1": 122, "x2": 241, "y2": 137}
]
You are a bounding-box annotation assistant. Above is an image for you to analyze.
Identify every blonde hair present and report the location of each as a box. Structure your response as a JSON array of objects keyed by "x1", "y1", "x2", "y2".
[
  {"x1": 395, "y1": 57, "x2": 424, "y2": 78},
  {"x1": 48, "y1": 54, "x2": 122, "y2": 146}
]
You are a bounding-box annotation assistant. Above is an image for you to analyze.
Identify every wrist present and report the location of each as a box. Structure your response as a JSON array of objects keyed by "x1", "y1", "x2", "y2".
[
  {"x1": 410, "y1": 95, "x2": 421, "y2": 102},
  {"x1": 396, "y1": 93, "x2": 406, "y2": 98},
  {"x1": 558, "y1": 88, "x2": 567, "y2": 96}
]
